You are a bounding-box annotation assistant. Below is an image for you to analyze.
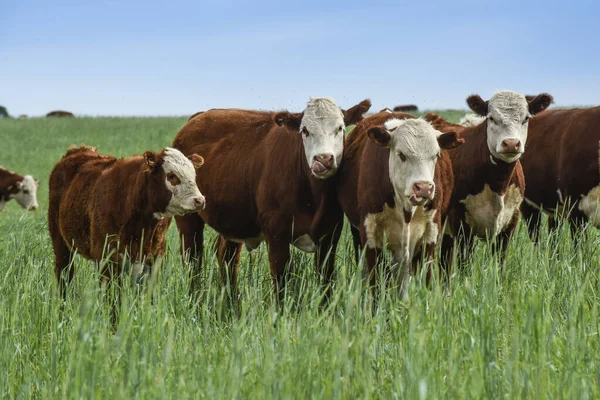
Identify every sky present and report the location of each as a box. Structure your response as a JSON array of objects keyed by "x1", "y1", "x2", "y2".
[{"x1": 2, "y1": 0, "x2": 599, "y2": 116}]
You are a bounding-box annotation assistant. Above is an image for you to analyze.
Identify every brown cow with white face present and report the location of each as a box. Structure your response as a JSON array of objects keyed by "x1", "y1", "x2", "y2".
[
  {"x1": 172, "y1": 97, "x2": 371, "y2": 300},
  {"x1": 520, "y1": 105, "x2": 600, "y2": 240},
  {"x1": 336, "y1": 111, "x2": 463, "y2": 296},
  {"x1": 48, "y1": 145, "x2": 205, "y2": 307},
  {"x1": 0, "y1": 167, "x2": 39, "y2": 211},
  {"x1": 431, "y1": 91, "x2": 552, "y2": 269}
]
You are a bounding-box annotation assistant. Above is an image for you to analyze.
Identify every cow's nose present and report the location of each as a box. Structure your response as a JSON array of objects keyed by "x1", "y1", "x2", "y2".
[
  {"x1": 29, "y1": 205, "x2": 38, "y2": 211},
  {"x1": 413, "y1": 182, "x2": 435, "y2": 199},
  {"x1": 193, "y1": 196, "x2": 205, "y2": 210},
  {"x1": 501, "y1": 139, "x2": 521, "y2": 153},
  {"x1": 314, "y1": 153, "x2": 334, "y2": 169}
]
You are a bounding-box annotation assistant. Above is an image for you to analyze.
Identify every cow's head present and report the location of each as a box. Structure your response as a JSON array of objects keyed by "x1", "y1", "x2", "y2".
[
  {"x1": 467, "y1": 91, "x2": 553, "y2": 163},
  {"x1": 144, "y1": 147, "x2": 205, "y2": 218},
  {"x1": 274, "y1": 98, "x2": 371, "y2": 179},
  {"x1": 368, "y1": 118, "x2": 463, "y2": 209},
  {"x1": 9, "y1": 175, "x2": 39, "y2": 211}
]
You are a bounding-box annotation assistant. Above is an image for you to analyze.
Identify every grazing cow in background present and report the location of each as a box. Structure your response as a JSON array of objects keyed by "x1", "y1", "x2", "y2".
[
  {"x1": 435, "y1": 91, "x2": 552, "y2": 269},
  {"x1": 0, "y1": 167, "x2": 39, "y2": 211},
  {"x1": 172, "y1": 97, "x2": 371, "y2": 300},
  {"x1": 47, "y1": 110, "x2": 75, "y2": 118},
  {"x1": 520, "y1": 106, "x2": 600, "y2": 241},
  {"x1": 336, "y1": 111, "x2": 463, "y2": 295},
  {"x1": 48, "y1": 145, "x2": 205, "y2": 313},
  {"x1": 459, "y1": 113, "x2": 485, "y2": 127},
  {"x1": 393, "y1": 105, "x2": 419, "y2": 112}
]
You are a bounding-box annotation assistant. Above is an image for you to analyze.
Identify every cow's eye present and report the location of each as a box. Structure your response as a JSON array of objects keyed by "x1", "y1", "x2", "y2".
[
  {"x1": 522, "y1": 116, "x2": 530, "y2": 125},
  {"x1": 301, "y1": 127, "x2": 309, "y2": 137},
  {"x1": 488, "y1": 117, "x2": 496, "y2": 124},
  {"x1": 338, "y1": 125, "x2": 344, "y2": 132},
  {"x1": 397, "y1": 152, "x2": 407, "y2": 162}
]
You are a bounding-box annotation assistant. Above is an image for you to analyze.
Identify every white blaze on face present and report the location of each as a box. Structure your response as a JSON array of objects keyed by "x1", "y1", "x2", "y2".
[
  {"x1": 486, "y1": 91, "x2": 530, "y2": 163},
  {"x1": 160, "y1": 148, "x2": 204, "y2": 217},
  {"x1": 385, "y1": 119, "x2": 441, "y2": 209},
  {"x1": 300, "y1": 97, "x2": 345, "y2": 179},
  {"x1": 12, "y1": 175, "x2": 39, "y2": 211}
]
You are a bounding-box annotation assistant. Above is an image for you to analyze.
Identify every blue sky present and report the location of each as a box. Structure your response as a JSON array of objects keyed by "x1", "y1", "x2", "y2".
[{"x1": 2, "y1": 0, "x2": 599, "y2": 116}]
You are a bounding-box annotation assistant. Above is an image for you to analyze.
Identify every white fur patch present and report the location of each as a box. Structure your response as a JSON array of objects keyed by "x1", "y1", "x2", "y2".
[
  {"x1": 300, "y1": 97, "x2": 345, "y2": 179},
  {"x1": 291, "y1": 234, "x2": 317, "y2": 253},
  {"x1": 459, "y1": 113, "x2": 485, "y2": 127},
  {"x1": 160, "y1": 147, "x2": 204, "y2": 217},
  {"x1": 460, "y1": 184, "x2": 523, "y2": 238},
  {"x1": 578, "y1": 186, "x2": 600, "y2": 228}
]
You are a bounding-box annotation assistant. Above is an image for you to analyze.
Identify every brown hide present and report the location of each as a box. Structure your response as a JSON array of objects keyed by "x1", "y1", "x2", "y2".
[
  {"x1": 48, "y1": 145, "x2": 173, "y2": 298},
  {"x1": 336, "y1": 111, "x2": 457, "y2": 285},
  {"x1": 521, "y1": 106, "x2": 600, "y2": 237},
  {"x1": 393, "y1": 105, "x2": 419, "y2": 112},
  {"x1": 172, "y1": 100, "x2": 371, "y2": 300}
]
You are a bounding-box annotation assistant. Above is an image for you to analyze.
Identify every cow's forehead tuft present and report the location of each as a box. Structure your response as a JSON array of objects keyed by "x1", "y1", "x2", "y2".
[{"x1": 162, "y1": 148, "x2": 195, "y2": 177}]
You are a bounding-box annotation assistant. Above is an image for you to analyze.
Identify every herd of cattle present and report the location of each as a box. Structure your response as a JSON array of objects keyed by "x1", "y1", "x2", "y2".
[{"x1": 2, "y1": 90, "x2": 600, "y2": 309}]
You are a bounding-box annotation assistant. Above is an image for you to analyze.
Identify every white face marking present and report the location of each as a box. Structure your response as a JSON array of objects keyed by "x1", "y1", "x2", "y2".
[
  {"x1": 459, "y1": 113, "x2": 485, "y2": 127},
  {"x1": 485, "y1": 91, "x2": 530, "y2": 163},
  {"x1": 159, "y1": 148, "x2": 204, "y2": 217},
  {"x1": 460, "y1": 184, "x2": 523, "y2": 238},
  {"x1": 11, "y1": 175, "x2": 38, "y2": 210},
  {"x1": 300, "y1": 97, "x2": 345, "y2": 179},
  {"x1": 384, "y1": 118, "x2": 441, "y2": 210}
]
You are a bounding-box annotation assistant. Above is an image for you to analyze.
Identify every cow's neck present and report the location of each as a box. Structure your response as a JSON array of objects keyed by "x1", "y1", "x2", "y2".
[{"x1": 124, "y1": 163, "x2": 166, "y2": 234}]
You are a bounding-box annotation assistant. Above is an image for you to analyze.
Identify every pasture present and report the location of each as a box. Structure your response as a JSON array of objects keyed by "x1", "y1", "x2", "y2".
[{"x1": 1, "y1": 114, "x2": 600, "y2": 398}]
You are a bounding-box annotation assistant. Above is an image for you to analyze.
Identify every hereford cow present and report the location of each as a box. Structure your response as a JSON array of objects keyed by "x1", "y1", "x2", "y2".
[
  {"x1": 172, "y1": 97, "x2": 371, "y2": 300},
  {"x1": 48, "y1": 145, "x2": 205, "y2": 307},
  {"x1": 336, "y1": 111, "x2": 463, "y2": 296},
  {"x1": 47, "y1": 110, "x2": 74, "y2": 118},
  {"x1": 430, "y1": 91, "x2": 552, "y2": 268},
  {"x1": 0, "y1": 167, "x2": 39, "y2": 211},
  {"x1": 393, "y1": 105, "x2": 419, "y2": 112},
  {"x1": 520, "y1": 106, "x2": 600, "y2": 241}
]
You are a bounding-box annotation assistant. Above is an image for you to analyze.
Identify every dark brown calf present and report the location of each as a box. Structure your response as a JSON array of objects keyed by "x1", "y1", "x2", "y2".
[
  {"x1": 393, "y1": 104, "x2": 419, "y2": 112},
  {"x1": 336, "y1": 111, "x2": 463, "y2": 295},
  {"x1": 520, "y1": 106, "x2": 600, "y2": 240},
  {"x1": 172, "y1": 98, "x2": 371, "y2": 300},
  {"x1": 48, "y1": 145, "x2": 205, "y2": 305}
]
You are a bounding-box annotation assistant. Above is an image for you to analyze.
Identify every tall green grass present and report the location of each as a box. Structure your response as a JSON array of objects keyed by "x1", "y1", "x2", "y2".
[{"x1": 0, "y1": 115, "x2": 599, "y2": 399}]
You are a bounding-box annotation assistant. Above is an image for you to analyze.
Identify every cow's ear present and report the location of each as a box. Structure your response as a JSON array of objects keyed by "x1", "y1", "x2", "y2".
[
  {"x1": 438, "y1": 131, "x2": 464, "y2": 149},
  {"x1": 466, "y1": 95, "x2": 488, "y2": 116},
  {"x1": 368, "y1": 126, "x2": 391, "y2": 147},
  {"x1": 274, "y1": 112, "x2": 303, "y2": 131},
  {"x1": 188, "y1": 154, "x2": 204, "y2": 169},
  {"x1": 528, "y1": 93, "x2": 553, "y2": 115},
  {"x1": 16, "y1": 180, "x2": 24, "y2": 189},
  {"x1": 34, "y1": 178, "x2": 39, "y2": 185},
  {"x1": 144, "y1": 151, "x2": 159, "y2": 171},
  {"x1": 343, "y1": 99, "x2": 372, "y2": 126}
]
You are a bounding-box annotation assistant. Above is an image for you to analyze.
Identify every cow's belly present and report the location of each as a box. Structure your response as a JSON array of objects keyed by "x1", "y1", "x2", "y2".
[
  {"x1": 578, "y1": 185, "x2": 600, "y2": 228},
  {"x1": 460, "y1": 184, "x2": 523, "y2": 239},
  {"x1": 227, "y1": 233, "x2": 317, "y2": 254}
]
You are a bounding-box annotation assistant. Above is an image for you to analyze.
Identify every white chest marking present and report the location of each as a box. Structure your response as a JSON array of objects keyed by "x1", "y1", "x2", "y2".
[
  {"x1": 460, "y1": 184, "x2": 523, "y2": 238},
  {"x1": 291, "y1": 234, "x2": 317, "y2": 253},
  {"x1": 578, "y1": 185, "x2": 600, "y2": 229}
]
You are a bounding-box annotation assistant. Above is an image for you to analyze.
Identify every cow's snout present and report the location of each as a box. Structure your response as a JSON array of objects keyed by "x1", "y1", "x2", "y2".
[
  {"x1": 500, "y1": 139, "x2": 521, "y2": 153},
  {"x1": 312, "y1": 153, "x2": 335, "y2": 175},
  {"x1": 192, "y1": 195, "x2": 206, "y2": 210},
  {"x1": 413, "y1": 182, "x2": 435, "y2": 199},
  {"x1": 28, "y1": 204, "x2": 38, "y2": 211}
]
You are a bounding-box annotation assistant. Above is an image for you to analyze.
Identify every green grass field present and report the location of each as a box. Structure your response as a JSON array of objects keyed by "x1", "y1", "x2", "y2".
[{"x1": 1, "y1": 114, "x2": 600, "y2": 399}]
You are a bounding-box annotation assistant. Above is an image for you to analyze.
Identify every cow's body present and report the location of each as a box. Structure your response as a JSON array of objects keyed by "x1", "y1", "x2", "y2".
[
  {"x1": 427, "y1": 92, "x2": 552, "y2": 268},
  {"x1": 393, "y1": 104, "x2": 418, "y2": 112},
  {"x1": 0, "y1": 167, "x2": 38, "y2": 211},
  {"x1": 46, "y1": 110, "x2": 74, "y2": 118},
  {"x1": 172, "y1": 98, "x2": 371, "y2": 299},
  {"x1": 336, "y1": 111, "x2": 463, "y2": 295},
  {"x1": 48, "y1": 145, "x2": 205, "y2": 301},
  {"x1": 520, "y1": 106, "x2": 600, "y2": 238}
]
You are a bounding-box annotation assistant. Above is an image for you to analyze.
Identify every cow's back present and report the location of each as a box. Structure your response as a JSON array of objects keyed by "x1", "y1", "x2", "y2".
[
  {"x1": 172, "y1": 108, "x2": 296, "y2": 239},
  {"x1": 524, "y1": 107, "x2": 600, "y2": 208},
  {"x1": 49, "y1": 147, "x2": 117, "y2": 258}
]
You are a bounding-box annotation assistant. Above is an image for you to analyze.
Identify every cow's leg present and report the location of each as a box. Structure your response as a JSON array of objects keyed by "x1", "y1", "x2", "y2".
[
  {"x1": 48, "y1": 211, "x2": 74, "y2": 301},
  {"x1": 264, "y1": 236, "x2": 291, "y2": 303},
  {"x1": 495, "y1": 212, "x2": 519, "y2": 270},
  {"x1": 215, "y1": 235, "x2": 243, "y2": 299},
  {"x1": 440, "y1": 234, "x2": 455, "y2": 283},
  {"x1": 99, "y1": 260, "x2": 123, "y2": 329},
  {"x1": 350, "y1": 225, "x2": 362, "y2": 265},
  {"x1": 175, "y1": 213, "x2": 205, "y2": 296},
  {"x1": 359, "y1": 224, "x2": 383, "y2": 302},
  {"x1": 521, "y1": 202, "x2": 542, "y2": 243},
  {"x1": 315, "y1": 224, "x2": 342, "y2": 304},
  {"x1": 569, "y1": 209, "x2": 588, "y2": 247},
  {"x1": 412, "y1": 242, "x2": 436, "y2": 287}
]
